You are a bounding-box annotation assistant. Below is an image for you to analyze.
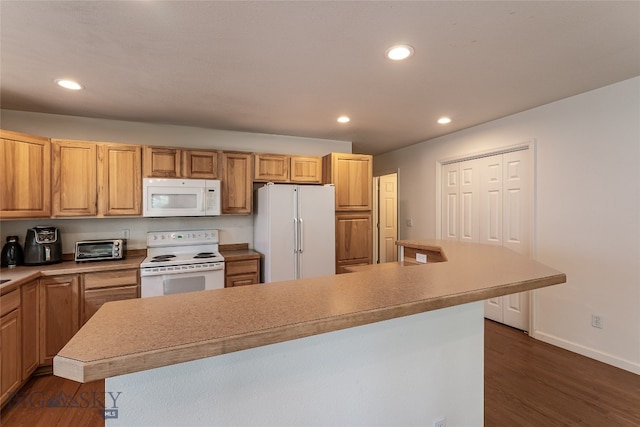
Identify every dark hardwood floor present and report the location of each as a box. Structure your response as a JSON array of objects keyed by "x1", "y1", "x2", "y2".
[
  {"x1": 2, "y1": 320, "x2": 638, "y2": 426},
  {"x1": 485, "y1": 319, "x2": 640, "y2": 426},
  {"x1": 0, "y1": 375, "x2": 105, "y2": 427}
]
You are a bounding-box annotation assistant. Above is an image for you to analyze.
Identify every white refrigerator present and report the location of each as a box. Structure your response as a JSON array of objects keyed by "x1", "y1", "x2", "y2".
[{"x1": 254, "y1": 184, "x2": 335, "y2": 283}]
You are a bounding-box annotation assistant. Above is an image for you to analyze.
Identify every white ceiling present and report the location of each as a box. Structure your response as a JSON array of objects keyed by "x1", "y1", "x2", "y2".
[{"x1": 1, "y1": 1, "x2": 639, "y2": 155}]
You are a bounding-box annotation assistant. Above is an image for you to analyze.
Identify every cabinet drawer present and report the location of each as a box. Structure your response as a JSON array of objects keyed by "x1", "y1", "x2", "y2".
[
  {"x1": 0, "y1": 289, "x2": 20, "y2": 317},
  {"x1": 226, "y1": 273, "x2": 259, "y2": 287},
  {"x1": 84, "y1": 269, "x2": 138, "y2": 290},
  {"x1": 226, "y1": 259, "x2": 259, "y2": 275}
]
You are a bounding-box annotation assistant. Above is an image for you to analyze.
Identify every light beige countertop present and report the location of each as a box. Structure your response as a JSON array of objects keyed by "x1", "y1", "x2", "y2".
[
  {"x1": 0, "y1": 256, "x2": 145, "y2": 295},
  {"x1": 54, "y1": 239, "x2": 566, "y2": 383}
]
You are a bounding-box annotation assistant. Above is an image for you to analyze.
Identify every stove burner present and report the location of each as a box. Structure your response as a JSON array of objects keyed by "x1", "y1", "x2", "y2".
[
  {"x1": 194, "y1": 252, "x2": 216, "y2": 259},
  {"x1": 151, "y1": 254, "x2": 177, "y2": 262}
]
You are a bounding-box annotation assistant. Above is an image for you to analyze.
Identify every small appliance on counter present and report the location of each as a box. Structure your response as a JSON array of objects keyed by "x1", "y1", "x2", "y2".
[
  {"x1": 75, "y1": 239, "x2": 127, "y2": 262},
  {"x1": 1, "y1": 235, "x2": 24, "y2": 268},
  {"x1": 23, "y1": 226, "x2": 63, "y2": 266}
]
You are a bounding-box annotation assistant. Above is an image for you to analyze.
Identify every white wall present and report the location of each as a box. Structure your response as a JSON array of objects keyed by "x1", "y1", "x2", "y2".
[
  {"x1": 0, "y1": 110, "x2": 351, "y2": 250},
  {"x1": 107, "y1": 302, "x2": 484, "y2": 427},
  {"x1": 374, "y1": 77, "x2": 640, "y2": 374}
]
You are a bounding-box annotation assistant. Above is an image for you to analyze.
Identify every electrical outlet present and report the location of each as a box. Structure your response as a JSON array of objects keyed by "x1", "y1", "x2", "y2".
[
  {"x1": 591, "y1": 314, "x2": 603, "y2": 329},
  {"x1": 122, "y1": 229, "x2": 130, "y2": 239},
  {"x1": 433, "y1": 416, "x2": 446, "y2": 427}
]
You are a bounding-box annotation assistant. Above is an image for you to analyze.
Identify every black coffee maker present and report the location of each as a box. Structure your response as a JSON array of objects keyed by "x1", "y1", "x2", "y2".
[
  {"x1": 24, "y1": 226, "x2": 63, "y2": 265},
  {"x1": 1, "y1": 236, "x2": 24, "y2": 268}
]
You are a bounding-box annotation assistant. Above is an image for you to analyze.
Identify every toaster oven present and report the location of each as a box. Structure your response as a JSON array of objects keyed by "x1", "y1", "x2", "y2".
[{"x1": 75, "y1": 239, "x2": 127, "y2": 262}]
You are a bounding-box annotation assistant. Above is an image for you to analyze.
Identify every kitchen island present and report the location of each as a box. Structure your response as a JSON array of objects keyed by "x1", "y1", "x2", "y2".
[{"x1": 54, "y1": 240, "x2": 565, "y2": 426}]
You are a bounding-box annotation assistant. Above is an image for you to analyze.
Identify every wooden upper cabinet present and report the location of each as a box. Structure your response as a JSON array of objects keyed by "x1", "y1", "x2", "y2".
[
  {"x1": 254, "y1": 154, "x2": 323, "y2": 183},
  {"x1": 323, "y1": 153, "x2": 372, "y2": 211},
  {"x1": 221, "y1": 151, "x2": 253, "y2": 215},
  {"x1": 143, "y1": 146, "x2": 181, "y2": 178},
  {"x1": 0, "y1": 130, "x2": 51, "y2": 218},
  {"x1": 52, "y1": 139, "x2": 98, "y2": 217},
  {"x1": 290, "y1": 156, "x2": 322, "y2": 183},
  {"x1": 182, "y1": 149, "x2": 219, "y2": 179},
  {"x1": 98, "y1": 144, "x2": 142, "y2": 216},
  {"x1": 254, "y1": 154, "x2": 289, "y2": 182}
]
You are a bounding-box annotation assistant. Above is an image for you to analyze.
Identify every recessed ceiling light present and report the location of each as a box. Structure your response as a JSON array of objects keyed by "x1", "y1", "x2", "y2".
[
  {"x1": 437, "y1": 117, "x2": 452, "y2": 125},
  {"x1": 337, "y1": 116, "x2": 351, "y2": 124},
  {"x1": 385, "y1": 45, "x2": 414, "y2": 61},
  {"x1": 55, "y1": 79, "x2": 83, "y2": 90}
]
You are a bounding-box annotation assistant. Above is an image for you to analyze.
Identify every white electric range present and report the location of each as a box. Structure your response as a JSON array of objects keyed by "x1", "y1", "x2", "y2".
[{"x1": 140, "y1": 229, "x2": 225, "y2": 298}]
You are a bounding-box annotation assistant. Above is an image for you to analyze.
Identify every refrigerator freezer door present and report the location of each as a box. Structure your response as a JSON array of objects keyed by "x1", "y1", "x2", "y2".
[
  {"x1": 297, "y1": 185, "x2": 336, "y2": 279},
  {"x1": 254, "y1": 185, "x2": 297, "y2": 282}
]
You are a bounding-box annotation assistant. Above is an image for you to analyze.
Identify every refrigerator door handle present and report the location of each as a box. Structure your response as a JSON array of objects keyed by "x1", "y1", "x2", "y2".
[
  {"x1": 299, "y1": 218, "x2": 304, "y2": 253},
  {"x1": 293, "y1": 218, "x2": 299, "y2": 253}
]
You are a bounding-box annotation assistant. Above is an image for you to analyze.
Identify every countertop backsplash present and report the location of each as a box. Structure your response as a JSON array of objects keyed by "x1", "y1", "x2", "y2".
[{"x1": 1, "y1": 216, "x2": 254, "y2": 254}]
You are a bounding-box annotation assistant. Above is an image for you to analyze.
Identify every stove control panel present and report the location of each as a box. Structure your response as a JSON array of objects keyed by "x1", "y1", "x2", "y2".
[{"x1": 147, "y1": 229, "x2": 219, "y2": 247}]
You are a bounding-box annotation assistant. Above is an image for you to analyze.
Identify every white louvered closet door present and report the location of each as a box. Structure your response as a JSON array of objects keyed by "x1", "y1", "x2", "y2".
[{"x1": 442, "y1": 149, "x2": 531, "y2": 330}]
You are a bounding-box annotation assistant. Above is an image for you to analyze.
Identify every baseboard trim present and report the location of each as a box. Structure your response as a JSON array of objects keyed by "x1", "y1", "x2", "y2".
[{"x1": 531, "y1": 330, "x2": 640, "y2": 375}]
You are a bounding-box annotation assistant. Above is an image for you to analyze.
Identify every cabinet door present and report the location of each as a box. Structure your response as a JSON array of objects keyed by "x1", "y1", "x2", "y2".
[
  {"x1": 99, "y1": 144, "x2": 142, "y2": 216},
  {"x1": 39, "y1": 275, "x2": 80, "y2": 366},
  {"x1": 335, "y1": 212, "x2": 373, "y2": 273},
  {"x1": 290, "y1": 156, "x2": 322, "y2": 183},
  {"x1": 1, "y1": 308, "x2": 21, "y2": 407},
  {"x1": 0, "y1": 130, "x2": 51, "y2": 218},
  {"x1": 143, "y1": 146, "x2": 182, "y2": 177},
  {"x1": 52, "y1": 139, "x2": 98, "y2": 217},
  {"x1": 82, "y1": 270, "x2": 139, "y2": 324},
  {"x1": 221, "y1": 152, "x2": 253, "y2": 214},
  {"x1": 254, "y1": 154, "x2": 289, "y2": 182},
  {"x1": 83, "y1": 285, "x2": 138, "y2": 325},
  {"x1": 21, "y1": 280, "x2": 39, "y2": 379},
  {"x1": 183, "y1": 150, "x2": 219, "y2": 179},
  {"x1": 326, "y1": 153, "x2": 372, "y2": 211}
]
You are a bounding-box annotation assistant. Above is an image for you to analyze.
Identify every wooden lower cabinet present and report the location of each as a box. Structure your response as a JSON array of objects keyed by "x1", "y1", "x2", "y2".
[
  {"x1": 335, "y1": 212, "x2": 373, "y2": 273},
  {"x1": 82, "y1": 269, "x2": 139, "y2": 324},
  {"x1": 225, "y1": 259, "x2": 260, "y2": 287},
  {"x1": 1, "y1": 289, "x2": 22, "y2": 407},
  {"x1": 39, "y1": 275, "x2": 80, "y2": 366},
  {"x1": 20, "y1": 280, "x2": 39, "y2": 379}
]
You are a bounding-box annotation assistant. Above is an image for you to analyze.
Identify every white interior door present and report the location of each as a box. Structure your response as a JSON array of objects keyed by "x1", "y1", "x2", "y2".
[
  {"x1": 500, "y1": 150, "x2": 531, "y2": 329},
  {"x1": 378, "y1": 173, "x2": 398, "y2": 263},
  {"x1": 441, "y1": 149, "x2": 531, "y2": 330},
  {"x1": 441, "y1": 163, "x2": 459, "y2": 240},
  {"x1": 460, "y1": 160, "x2": 480, "y2": 242}
]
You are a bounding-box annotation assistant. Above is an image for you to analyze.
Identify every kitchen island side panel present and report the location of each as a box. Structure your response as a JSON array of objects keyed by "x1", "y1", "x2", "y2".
[{"x1": 106, "y1": 302, "x2": 484, "y2": 426}]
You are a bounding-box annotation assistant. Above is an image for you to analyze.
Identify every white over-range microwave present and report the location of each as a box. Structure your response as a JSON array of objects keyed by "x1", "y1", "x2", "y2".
[{"x1": 143, "y1": 178, "x2": 221, "y2": 217}]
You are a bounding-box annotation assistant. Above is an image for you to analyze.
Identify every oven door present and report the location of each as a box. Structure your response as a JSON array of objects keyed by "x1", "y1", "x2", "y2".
[{"x1": 140, "y1": 263, "x2": 225, "y2": 298}]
